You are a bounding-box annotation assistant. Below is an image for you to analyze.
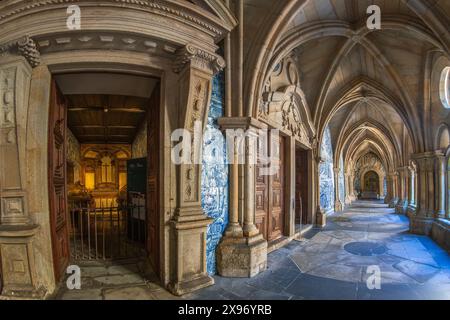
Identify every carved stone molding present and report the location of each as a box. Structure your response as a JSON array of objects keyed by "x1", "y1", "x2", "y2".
[
  {"x1": 174, "y1": 44, "x2": 225, "y2": 74},
  {"x1": 0, "y1": 36, "x2": 40, "y2": 68},
  {"x1": 0, "y1": 0, "x2": 226, "y2": 39}
]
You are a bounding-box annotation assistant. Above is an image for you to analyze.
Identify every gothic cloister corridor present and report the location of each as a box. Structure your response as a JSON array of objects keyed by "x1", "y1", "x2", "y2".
[
  {"x1": 1, "y1": 0, "x2": 450, "y2": 305},
  {"x1": 187, "y1": 201, "x2": 450, "y2": 300}
]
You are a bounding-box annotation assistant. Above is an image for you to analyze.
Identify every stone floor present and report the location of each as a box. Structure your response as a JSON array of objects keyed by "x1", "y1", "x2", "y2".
[
  {"x1": 55, "y1": 258, "x2": 179, "y2": 300},
  {"x1": 56, "y1": 200, "x2": 450, "y2": 300},
  {"x1": 187, "y1": 200, "x2": 450, "y2": 300}
]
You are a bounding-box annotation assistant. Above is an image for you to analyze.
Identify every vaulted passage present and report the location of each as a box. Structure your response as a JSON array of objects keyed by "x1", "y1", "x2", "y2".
[{"x1": 191, "y1": 201, "x2": 450, "y2": 300}]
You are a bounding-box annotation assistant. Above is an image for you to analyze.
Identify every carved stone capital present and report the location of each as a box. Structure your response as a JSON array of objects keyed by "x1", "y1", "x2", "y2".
[
  {"x1": 173, "y1": 44, "x2": 225, "y2": 74},
  {"x1": 0, "y1": 36, "x2": 40, "y2": 68}
]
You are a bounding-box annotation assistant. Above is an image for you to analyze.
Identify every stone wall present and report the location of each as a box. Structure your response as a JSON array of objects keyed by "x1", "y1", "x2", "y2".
[{"x1": 431, "y1": 220, "x2": 450, "y2": 252}]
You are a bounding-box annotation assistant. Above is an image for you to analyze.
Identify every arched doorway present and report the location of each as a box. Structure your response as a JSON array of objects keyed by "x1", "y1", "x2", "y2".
[
  {"x1": 362, "y1": 171, "x2": 380, "y2": 199},
  {"x1": 48, "y1": 73, "x2": 161, "y2": 282}
]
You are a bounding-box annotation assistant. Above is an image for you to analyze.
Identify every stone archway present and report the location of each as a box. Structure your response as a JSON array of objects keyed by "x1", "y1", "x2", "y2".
[
  {"x1": 0, "y1": 0, "x2": 231, "y2": 298},
  {"x1": 362, "y1": 171, "x2": 380, "y2": 199}
]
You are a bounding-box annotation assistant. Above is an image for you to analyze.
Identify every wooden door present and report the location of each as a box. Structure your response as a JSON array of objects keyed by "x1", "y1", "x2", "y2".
[
  {"x1": 255, "y1": 158, "x2": 269, "y2": 240},
  {"x1": 146, "y1": 83, "x2": 160, "y2": 275},
  {"x1": 256, "y1": 135, "x2": 285, "y2": 242},
  {"x1": 268, "y1": 136, "x2": 285, "y2": 241},
  {"x1": 48, "y1": 80, "x2": 70, "y2": 282}
]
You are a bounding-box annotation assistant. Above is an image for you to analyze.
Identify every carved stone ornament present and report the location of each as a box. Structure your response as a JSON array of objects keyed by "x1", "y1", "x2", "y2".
[
  {"x1": 174, "y1": 44, "x2": 225, "y2": 74},
  {"x1": 0, "y1": 36, "x2": 40, "y2": 68}
]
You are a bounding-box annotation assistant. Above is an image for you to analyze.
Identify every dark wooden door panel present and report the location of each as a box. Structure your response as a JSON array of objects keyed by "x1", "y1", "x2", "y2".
[
  {"x1": 147, "y1": 83, "x2": 160, "y2": 275},
  {"x1": 268, "y1": 136, "x2": 284, "y2": 241},
  {"x1": 255, "y1": 163, "x2": 269, "y2": 240},
  {"x1": 256, "y1": 135, "x2": 285, "y2": 242},
  {"x1": 48, "y1": 80, "x2": 70, "y2": 282}
]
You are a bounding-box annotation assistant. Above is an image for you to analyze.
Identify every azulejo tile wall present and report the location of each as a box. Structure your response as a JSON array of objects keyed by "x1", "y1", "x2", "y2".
[
  {"x1": 320, "y1": 126, "x2": 335, "y2": 212},
  {"x1": 201, "y1": 71, "x2": 229, "y2": 275}
]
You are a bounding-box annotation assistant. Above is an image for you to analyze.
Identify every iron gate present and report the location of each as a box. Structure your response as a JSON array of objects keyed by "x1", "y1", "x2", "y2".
[{"x1": 69, "y1": 203, "x2": 147, "y2": 261}]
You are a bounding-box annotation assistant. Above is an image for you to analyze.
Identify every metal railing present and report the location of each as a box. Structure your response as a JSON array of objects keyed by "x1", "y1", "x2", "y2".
[{"x1": 68, "y1": 203, "x2": 147, "y2": 261}]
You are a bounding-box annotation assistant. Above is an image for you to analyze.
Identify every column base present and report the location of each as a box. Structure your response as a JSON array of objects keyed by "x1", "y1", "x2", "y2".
[
  {"x1": 406, "y1": 205, "x2": 416, "y2": 219},
  {"x1": 410, "y1": 216, "x2": 434, "y2": 236},
  {"x1": 168, "y1": 210, "x2": 214, "y2": 296},
  {"x1": 168, "y1": 274, "x2": 214, "y2": 296},
  {"x1": 345, "y1": 196, "x2": 352, "y2": 205},
  {"x1": 0, "y1": 224, "x2": 44, "y2": 299},
  {"x1": 431, "y1": 219, "x2": 450, "y2": 252},
  {"x1": 389, "y1": 197, "x2": 399, "y2": 208},
  {"x1": 216, "y1": 234, "x2": 267, "y2": 278},
  {"x1": 395, "y1": 200, "x2": 408, "y2": 214},
  {"x1": 315, "y1": 208, "x2": 326, "y2": 228},
  {"x1": 334, "y1": 200, "x2": 343, "y2": 212}
]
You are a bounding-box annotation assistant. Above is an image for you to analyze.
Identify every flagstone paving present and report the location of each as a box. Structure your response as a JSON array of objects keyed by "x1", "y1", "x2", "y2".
[
  {"x1": 54, "y1": 259, "x2": 180, "y2": 300},
  {"x1": 187, "y1": 201, "x2": 450, "y2": 300},
  {"x1": 56, "y1": 200, "x2": 450, "y2": 300}
]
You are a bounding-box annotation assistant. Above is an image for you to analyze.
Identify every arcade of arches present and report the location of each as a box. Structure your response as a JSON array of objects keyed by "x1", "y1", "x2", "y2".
[{"x1": 0, "y1": 0, "x2": 449, "y2": 299}]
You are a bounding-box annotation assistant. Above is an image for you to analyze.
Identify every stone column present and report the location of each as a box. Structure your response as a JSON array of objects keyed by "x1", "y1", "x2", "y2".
[
  {"x1": 388, "y1": 172, "x2": 399, "y2": 208},
  {"x1": 0, "y1": 37, "x2": 43, "y2": 297},
  {"x1": 410, "y1": 152, "x2": 443, "y2": 235},
  {"x1": 435, "y1": 153, "x2": 446, "y2": 219},
  {"x1": 168, "y1": 44, "x2": 225, "y2": 295},
  {"x1": 406, "y1": 166, "x2": 417, "y2": 217},
  {"x1": 395, "y1": 167, "x2": 409, "y2": 214},
  {"x1": 349, "y1": 172, "x2": 357, "y2": 201},
  {"x1": 315, "y1": 155, "x2": 326, "y2": 227},
  {"x1": 385, "y1": 175, "x2": 392, "y2": 204},
  {"x1": 379, "y1": 174, "x2": 385, "y2": 199},
  {"x1": 216, "y1": 117, "x2": 267, "y2": 278},
  {"x1": 333, "y1": 167, "x2": 343, "y2": 212},
  {"x1": 344, "y1": 172, "x2": 352, "y2": 205}
]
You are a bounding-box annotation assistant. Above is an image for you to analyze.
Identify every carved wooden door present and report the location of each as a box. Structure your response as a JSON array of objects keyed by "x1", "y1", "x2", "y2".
[
  {"x1": 256, "y1": 135, "x2": 285, "y2": 241},
  {"x1": 147, "y1": 83, "x2": 160, "y2": 275},
  {"x1": 267, "y1": 136, "x2": 285, "y2": 241},
  {"x1": 48, "y1": 80, "x2": 70, "y2": 282},
  {"x1": 255, "y1": 157, "x2": 269, "y2": 240}
]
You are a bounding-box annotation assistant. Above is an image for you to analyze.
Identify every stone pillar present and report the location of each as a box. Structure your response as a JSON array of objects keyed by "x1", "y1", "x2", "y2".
[
  {"x1": 388, "y1": 172, "x2": 399, "y2": 208},
  {"x1": 168, "y1": 44, "x2": 225, "y2": 295},
  {"x1": 435, "y1": 154, "x2": 446, "y2": 219},
  {"x1": 410, "y1": 152, "x2": 443, "y2": 235},
  {"x1": 379, "y1": 174, "x2": 385, "y2": 199},
  {"x1": 216, "y1": 117, "x2": 267, "y2": 278},
  {"x1": 395, "y1": 167, "x2": 409, "y2": 214},
  {"x1": 333, "y1": 167, "x2": 343, "y2": 212},
  {"x1": 385, "y1": 175, "x2": 392, "y2": 204},
  {"x1": 315, "y1": 155, "x2": 326, "y2": 227},
  {"x1": 406, "y1": 166, "x2": 417, "y2": 217},
  {"x1": 349, "y1": 172, "x2": 357, "y2": 201},
  {"x1": 0, "y1": 38, "x2": 43, "y2": 297},
  {"x1": 344, "y1": 172, "x2": 352, "y2": 205}
]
